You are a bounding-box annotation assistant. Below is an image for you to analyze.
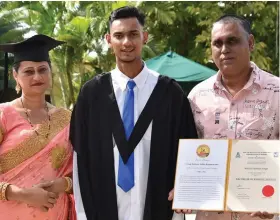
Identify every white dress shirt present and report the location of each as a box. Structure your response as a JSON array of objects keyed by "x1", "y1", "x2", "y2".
[{"x1": 73, "y1": 64, "x2": 183, "y2": 220}]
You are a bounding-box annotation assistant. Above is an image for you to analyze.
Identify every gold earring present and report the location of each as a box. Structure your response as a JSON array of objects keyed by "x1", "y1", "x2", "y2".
[{"x1": 15, "y1": 82, "x2": 21, "y2": 94}]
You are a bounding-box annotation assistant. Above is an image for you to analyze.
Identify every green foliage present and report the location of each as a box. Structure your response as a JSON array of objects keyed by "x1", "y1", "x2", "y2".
[{"x1": 0, "y1": 1, "x2": 278, "y2": 108}]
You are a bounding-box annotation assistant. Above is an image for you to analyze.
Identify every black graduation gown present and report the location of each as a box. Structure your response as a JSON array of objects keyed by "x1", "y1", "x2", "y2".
[{"x1": 70, "y1": 72, "x2": 198, "y2": 220}]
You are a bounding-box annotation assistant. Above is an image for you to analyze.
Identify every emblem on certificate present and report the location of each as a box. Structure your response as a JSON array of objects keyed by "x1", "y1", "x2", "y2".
[
  {"x1": 235, "y1": 152, "x2": 241, "y2": 158},
  {"x1": 196, "y1": 144, "x2": 210, "y2": 158}
]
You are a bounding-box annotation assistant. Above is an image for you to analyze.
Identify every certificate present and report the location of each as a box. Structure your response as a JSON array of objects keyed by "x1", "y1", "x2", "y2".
[
  {"x1": 227, "y1": 140, "x2": 280, "y2": 213},
  {"x1": 172, "y1": 139, "x2": 280, "y2": 214}
]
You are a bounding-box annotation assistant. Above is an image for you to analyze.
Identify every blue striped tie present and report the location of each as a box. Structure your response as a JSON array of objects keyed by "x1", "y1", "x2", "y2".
[{"x1": 118, "y1": 80, "x2": 136, "y2": 192}]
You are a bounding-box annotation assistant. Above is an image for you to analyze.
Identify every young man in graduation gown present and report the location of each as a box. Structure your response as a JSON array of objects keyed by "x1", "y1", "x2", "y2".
[{"x1": 70, "y1": 6, "x2": 198, "y2": 220}]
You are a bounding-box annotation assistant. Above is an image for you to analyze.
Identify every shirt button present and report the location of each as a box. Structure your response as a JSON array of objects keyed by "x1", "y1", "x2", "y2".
[
  {"x1": 204, "y1": 212, "x2": 208, "y2": 216},
  {"x1": 231, "y1": 102, "x2": 235, "y2": 106},
  {"x1": 252, "y1": 88, "x2": 258, "y2": 94}
]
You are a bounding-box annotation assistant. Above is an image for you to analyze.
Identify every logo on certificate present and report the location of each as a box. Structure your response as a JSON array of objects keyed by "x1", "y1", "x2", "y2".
[
  {"x1": 235, "y1": 152, "x2": 241, "y2": 158},
  {"x1": 274, "y1": 152, "x2": 278, "y2": 158},
  {"x1": 196, "y1": 144, "x2": 210, "y2": 158}
]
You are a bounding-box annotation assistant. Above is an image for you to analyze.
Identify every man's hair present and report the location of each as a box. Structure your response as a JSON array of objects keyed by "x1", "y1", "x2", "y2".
[
  {"x1": 109, "y1": 6, "x2": 145, "y2": 27},
  {"x1": 214, "y1": 14, "x2": 252, "y2": 35}
]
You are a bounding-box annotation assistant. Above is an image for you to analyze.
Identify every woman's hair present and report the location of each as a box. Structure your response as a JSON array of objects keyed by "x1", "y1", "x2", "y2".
[{"x1": 13, "y1": 61, "x2": 52, "y2": 73}]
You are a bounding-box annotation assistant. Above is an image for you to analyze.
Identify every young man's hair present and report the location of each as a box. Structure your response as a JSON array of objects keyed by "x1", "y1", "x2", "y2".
[
  {"x1": 214, "y1": 14, "x2": 252, "y2": 36},
  {"x1": 109, "y1": 6, "x2": 145, "y2": 27}
]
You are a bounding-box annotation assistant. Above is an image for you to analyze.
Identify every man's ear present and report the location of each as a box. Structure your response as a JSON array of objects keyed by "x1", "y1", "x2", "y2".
[
  {"x1": 143, "y1": 31, "x2": 148, "y2": 44},
  {"x1": 248, "y1": 34, "x2": 255, "y2": 52}
]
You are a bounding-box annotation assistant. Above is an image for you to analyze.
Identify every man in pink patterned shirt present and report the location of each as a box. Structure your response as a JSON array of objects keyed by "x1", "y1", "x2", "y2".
[{"x1": 186, "y1": 15, "x2": 279, "y2": 220}]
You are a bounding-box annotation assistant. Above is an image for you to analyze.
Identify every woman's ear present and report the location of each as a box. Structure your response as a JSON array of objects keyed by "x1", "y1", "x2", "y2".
[{"x1": 12, "y1": 69, "x2": 18, "y2": 81}]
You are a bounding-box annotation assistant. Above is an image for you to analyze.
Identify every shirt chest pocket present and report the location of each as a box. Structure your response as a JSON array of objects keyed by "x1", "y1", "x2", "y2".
[
  {"x1": 245, "y1": 106, "x2": 277, "y2": 123},
  {"x1": 243, "y1": 108, "x2": 277, "y2": 139}
]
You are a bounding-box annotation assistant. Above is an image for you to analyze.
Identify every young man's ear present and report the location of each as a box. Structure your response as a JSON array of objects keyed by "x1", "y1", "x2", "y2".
[
  {"x1": 143, "y1": 31, "x2": 148, "y2": 45},
  {"x1": 105, "y1": 33, "x2": 111, "y2": 48}
]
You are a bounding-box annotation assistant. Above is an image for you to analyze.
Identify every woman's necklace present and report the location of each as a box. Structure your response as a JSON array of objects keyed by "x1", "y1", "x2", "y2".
[{"x1": 20, "y1": 98, "x2": 51, "y2": 139}]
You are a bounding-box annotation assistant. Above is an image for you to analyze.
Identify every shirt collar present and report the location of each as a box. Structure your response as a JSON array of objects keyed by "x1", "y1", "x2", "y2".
[
  {"x1": 213, "y1": 61, "x2": 262, "y2": 91},
  {"x1": 112, "y1": 62, "x2": 149, "y2": 91}
]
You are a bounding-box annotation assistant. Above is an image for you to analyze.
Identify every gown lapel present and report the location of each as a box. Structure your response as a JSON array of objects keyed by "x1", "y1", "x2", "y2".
[{"x1": 103, "y1": 73, "x2": 171, "y2": 163}]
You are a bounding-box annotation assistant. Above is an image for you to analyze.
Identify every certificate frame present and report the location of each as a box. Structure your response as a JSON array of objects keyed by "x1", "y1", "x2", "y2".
[{"x1": 172, "y1": 139, "x2": 280, "y2": 215}]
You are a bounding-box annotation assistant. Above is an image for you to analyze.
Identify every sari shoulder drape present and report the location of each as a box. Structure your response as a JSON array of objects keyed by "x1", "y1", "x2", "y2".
[
  {"x1": 0, "y1": 103, "x2": 9, "y2": 143},
  {"x1": 0, "y1": 106, "x2": 71, "y2": 174}
]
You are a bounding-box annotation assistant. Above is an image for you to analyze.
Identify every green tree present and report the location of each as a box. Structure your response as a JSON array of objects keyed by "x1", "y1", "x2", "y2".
[
  {"x1": 0, "y1": 1, "x2": 278, "y2": 107},
  {"x1": 140, "y1": 1, "x2": 279, "y2": 74},
  {"x1": 0, "y1": 2, "x2": 29, "y2": 90}
]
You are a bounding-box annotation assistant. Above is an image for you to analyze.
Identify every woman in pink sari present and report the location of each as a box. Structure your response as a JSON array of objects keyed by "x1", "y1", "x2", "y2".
[{"x1": 0, "y1": 35, "x2": 74, "y2": 220}]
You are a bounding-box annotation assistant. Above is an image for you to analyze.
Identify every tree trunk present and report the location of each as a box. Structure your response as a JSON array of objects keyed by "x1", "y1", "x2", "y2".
[
  {"x1": 65, "y1": 46, "x2": 75, "y2": 108},
  {"x1": 58, "y1": 74, "x2": 67, "y2": 108}
]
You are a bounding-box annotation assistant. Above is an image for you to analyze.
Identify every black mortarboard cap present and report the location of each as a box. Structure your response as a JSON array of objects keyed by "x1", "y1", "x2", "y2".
[
  {"x1": 0, "y1": 34, "x2": 64, "y2": 102},
  {"x1": 0, "y1": 34, "x2": 65, "y2": 64}
]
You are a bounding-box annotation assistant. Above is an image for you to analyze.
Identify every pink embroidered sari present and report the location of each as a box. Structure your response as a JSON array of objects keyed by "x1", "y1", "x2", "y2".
[{"x1": 0, "y1": 103, "x2": 73, "y2": 220}]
